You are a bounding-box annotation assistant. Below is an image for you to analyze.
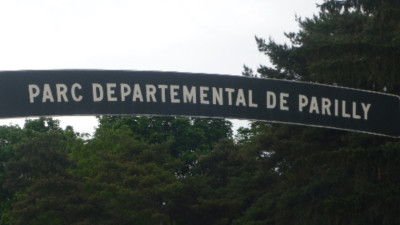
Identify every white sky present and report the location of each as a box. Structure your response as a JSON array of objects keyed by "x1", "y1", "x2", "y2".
[{"x1": 0, "y1": 0, "x2": 323, "y2": 135}]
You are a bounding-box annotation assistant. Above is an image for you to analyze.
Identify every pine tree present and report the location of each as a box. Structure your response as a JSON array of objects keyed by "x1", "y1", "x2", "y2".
[
  {"x1": 256, "y1": 0, "x2": 400, "y2": 93},
  {"x1": 237, "y1": 1, "x2": 400, "y2": 224}
]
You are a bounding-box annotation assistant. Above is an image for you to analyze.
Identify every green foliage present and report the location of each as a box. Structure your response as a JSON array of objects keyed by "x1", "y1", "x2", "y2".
[
  {"x1": 235, "y1": 131, "x2": 400, "y2": 225},
  {"x1": 237, "y1": 0, "x2": 400, "y2": 224},
  {"x1": 0, "y1": 125, "x2": 24, "y2": 225},
  {"x1": 3, "y1": 118, "x2": 96, "y2": 224},
  {"x1": 256, "y1": 0, "x2": 400, "y2": 93},
  {"x1": 0, "y1": 118, "x2": 98, "y2": 225},
  {"x1": 96, "y1": 116, "x2": 232, "y2": 175},
  {"x1": 66, "y1": 116, "x2": 235, "y2": 224}
]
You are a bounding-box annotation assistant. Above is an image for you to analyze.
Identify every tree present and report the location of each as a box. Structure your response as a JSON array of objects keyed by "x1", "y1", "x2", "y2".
[
  {"x1": 256, "y1": 0, "x2": 400, "y2": 93},
  {"x1": 73, "y1": 116, "x2": 235, "y2": 224},
  {"x1": 0, "y1": 125, "x2": 24, "y2": 225},
  {"x1": 96, "y1": 116, "x2": 232, "y2": 175},
  {"x1": 71, "y1": 120, "x2": 180, "y2": 224},
  {"x1": 236, "y1": 0, "x2": 400, "y2": 224},
  {"x1": 2, "y1": 118, "x2": 97, "y2": 225}
]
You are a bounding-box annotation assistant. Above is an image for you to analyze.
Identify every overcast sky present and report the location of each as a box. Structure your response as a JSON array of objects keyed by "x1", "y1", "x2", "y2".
[{"x1": 0, "y1": 0, "x2": 323, "y2": 135}]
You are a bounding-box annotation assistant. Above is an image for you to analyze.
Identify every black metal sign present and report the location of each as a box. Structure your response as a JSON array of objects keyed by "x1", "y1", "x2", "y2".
[{"x1": 0, "y1": 70, "x2": 398, "y2": 137}]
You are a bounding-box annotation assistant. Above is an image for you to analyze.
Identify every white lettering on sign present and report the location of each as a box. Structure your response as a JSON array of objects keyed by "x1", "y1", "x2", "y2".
[
  {"x1": 212, "y1": 87, "x2": 223, "y2": 105},
  {"x1": 298, "y1": 94, "x2": 371, "y2": 120},
  {"x1": 92, "y1": 83, "x2": 103, "y2": 102},
  {"x1": 321, "y1": 98, "x2": 331, "y2": 115},
  {"x1": 132, "y1": 84, "x2": 143, "y2": 102},
  {"x1": 27, "y1": 83, "x2": 372, "y2": 121},
  {"x1": 200, "y1": 86, "x2": 210, "y2": 105},
  {"x1": 28, "y1": 84, "x2": 40, "y2": 103},
  {"x1": 56, "y1": 84, "x2": 68, "y2": 102},
  {"x1": 280, "y1": 93, "x2": 289, "y2": 111},
  {"x1": 120, "y1": 83, "x2": 131, "y2": 102},
  {"x1": 267, "y1": 91, "x2": 289, "y2": 110},
  {"x1": 28, "y1": 83, "x2": 83, "y2": 103},
  {"x1": 183, "y1": 86, "x2": 196, "y2": 104},
  {"x1": 71, "y1": 83, "x2": 83, "y2": 102},
  {"x1": 248, "y1": 90, "x2": 258, "y2": 108},
  {"x1": 107, "y1": 83, "x2": 117, "y2": 102},
  {"x1": 88, "y1": 83, "x2": 260, "y2": 108},
  {"x1": 170, "y1": 85, "x2": 180, "y2": 103},
  {"x1": 266, "y1": 91, "x2": 276, "y2": 109}
]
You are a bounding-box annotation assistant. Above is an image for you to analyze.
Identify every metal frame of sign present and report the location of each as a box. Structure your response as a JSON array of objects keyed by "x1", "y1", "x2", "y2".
[{"x1": 0, "y1": 70, "x2": 398, "y2": 137}]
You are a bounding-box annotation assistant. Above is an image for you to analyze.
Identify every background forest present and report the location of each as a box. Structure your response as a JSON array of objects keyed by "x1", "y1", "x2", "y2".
[{"x1": 1, "y1": 0, "x2": 400, "y2": 224}]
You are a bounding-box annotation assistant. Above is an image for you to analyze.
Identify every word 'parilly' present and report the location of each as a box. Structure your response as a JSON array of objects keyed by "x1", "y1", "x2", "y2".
[{"x1": 298, "y1": 94, "x2": 371, "y2": 120}]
